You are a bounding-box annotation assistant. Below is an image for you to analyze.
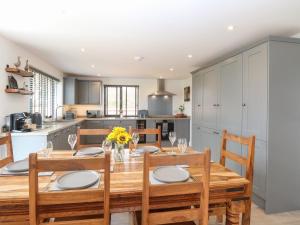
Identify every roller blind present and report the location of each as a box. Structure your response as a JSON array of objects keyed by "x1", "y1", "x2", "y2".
[{"x1": 29, "y1": 68, "x2": 59, "y2": 118}]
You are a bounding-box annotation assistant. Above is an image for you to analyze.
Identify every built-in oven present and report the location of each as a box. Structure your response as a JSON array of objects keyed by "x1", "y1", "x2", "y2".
[{"x1": 155, "y1": 120, "x2": 174, "y2": 141}]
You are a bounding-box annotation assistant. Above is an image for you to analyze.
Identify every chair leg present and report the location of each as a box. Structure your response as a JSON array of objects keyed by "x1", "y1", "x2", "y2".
[
  {"x1": 226, "y1": 201, "x2": 241, "y2": 225},
  {"x1": 216, "y1": 214, "x2": 223, "y2": 224},
  {"x1": 241, "y1": 199, "x2": 251, "y2": 225}
]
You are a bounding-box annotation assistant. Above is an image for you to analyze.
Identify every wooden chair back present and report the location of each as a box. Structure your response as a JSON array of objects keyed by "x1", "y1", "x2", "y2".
[
  {"x1": 29, "y1": 152, "x2": 111, "y2": 225},
  {"x1": 77, "y1": 127, "x2": 111, "y2": 150},
  {"x1": 220, "y1": 129, "x2": 255, "y2": 193},
  {"x1": 142, "y1": 149, "x2": 211, "y2": 225},
  {"x1": 129, "y1": 126, "x2": 161, "y2": 149},
  {"x1": 0, "y1": 133, "x2": 14, "y2": 168}
]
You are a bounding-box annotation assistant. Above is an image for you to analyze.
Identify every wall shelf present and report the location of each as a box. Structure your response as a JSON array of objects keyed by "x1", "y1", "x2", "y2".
[
  {"x1": 5, "y1": 88, "x2": 33, "y2": 95},
  {"x1": 5, "y1": 66, "x2": 34, "y2": 77}
]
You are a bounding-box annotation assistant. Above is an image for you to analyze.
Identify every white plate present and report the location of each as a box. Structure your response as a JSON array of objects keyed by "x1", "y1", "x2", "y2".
[
  {"x1": 77, "y1": 147, "x2": 104, "y2": 156},
  {"x1": 56, "y1": 170, "x2": 100, "y2": 190},
  {"x1": 5, "y1": 159, "x2": 29, "y2": 172},
  {"x1": 153, "y1": 166, "x2": 190, "y2": 183},
  {"x1": 136, "y1": 146, "x2": 160, "y2": 154}
]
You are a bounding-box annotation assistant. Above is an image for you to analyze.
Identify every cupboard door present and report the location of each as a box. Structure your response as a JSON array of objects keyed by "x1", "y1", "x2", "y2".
[
  {"x1": 242, "y1": 140, "x2": 267, "y2": 199},
  {"x1": 192, "y1": 125, "x2": 201, "y2": 151},
  {"x1": 192, "y1": 73, "x2": 203, "y2": 125},
  {"x1": 63, "y1": 77, "x2": 77, "y2": 104},
  {"x1": 88, "y1": 81, "x2": 101, "y2": 104},
  {"x1": 242, "y1": 43, "x2": 268, "y2": 141},
  {"x1": 198, "y1": 127, "x2": 221, "y2": 162},
  {"x1": 77, "y1": 81, "x2": 89, "y2": 104},
  {"x1": 219, "y1": 54, "x2": 243, "y2": 135},
  {"x1": 202, "y1": 65, "x2": 219, "y2": 130}
]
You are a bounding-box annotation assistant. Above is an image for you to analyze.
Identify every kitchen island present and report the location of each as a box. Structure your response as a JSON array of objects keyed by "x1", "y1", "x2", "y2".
[{"x1": 10, "y1": 117, "x2": 190, "y2": 160}]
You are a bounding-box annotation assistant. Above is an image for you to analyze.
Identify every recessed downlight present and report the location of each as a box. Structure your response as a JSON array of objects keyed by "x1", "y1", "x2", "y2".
[
  {"x1": 80, "y1": 48, "x2": 85, "y2": 52},
  {"x1": 134, "y1": 56, "x2": 144, "y2": 61},
  {"x1": 159, "y1": 76, "x2": 163, "y2": 79},
  {"x1": 91, "y1": 64, "x2": 95, "y2": 68},
  {"x1": 97, "y1": 73, "x2": 101, "y2": 76},
  {"x1": 169, "y1": 68, "x2": 174, "y2": 72},
  {"x1": 187, "y1": 54, "x2": 193, "y2": 58},
  {"x1": 227, "y1": 25, "x2": 235, "y2": 31}
]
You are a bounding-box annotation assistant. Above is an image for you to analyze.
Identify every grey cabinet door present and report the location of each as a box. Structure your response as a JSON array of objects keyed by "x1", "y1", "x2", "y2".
[
  {"x1": 88, "y1": 81, "x2": 101, "y2": 104},
  {"x1": 202, "y1": 65, "x2": 219, "y2": 130},
  {"x1": 192, "y1": 125, "x2": 201, "y2": 151},
  {"x1": 219, "y1": 54, "x2": 243, "y2": 135},
  {"x1": 63, "y1": 77, "x2": 77, "y2": 104},
  {"x1": 77, "y1": 81, "x2": 89, "y2": 104},
  {"x1": 242, "y1": 140, "x2": 267, "y2": 199},
  {"x1": 175, "y1": 120, "x2": 190, "y2": 142},
  {"x1": 242, "y1": 43, "x2": 268, "y2": 141},
  {"x1": 146, "y1": 120, "x2": 157, "y2": 143},
  {"x1": 198, "y1": 127, "x2": 221, "y2": 162},
  {"x1": 192, "y1": 73, "x2": 203, "y2": 126}
]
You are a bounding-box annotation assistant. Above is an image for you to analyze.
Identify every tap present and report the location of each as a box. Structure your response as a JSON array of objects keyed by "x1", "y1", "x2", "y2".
[{"x1": 55, "y1": 105, "x2": 64, "y2": 121}]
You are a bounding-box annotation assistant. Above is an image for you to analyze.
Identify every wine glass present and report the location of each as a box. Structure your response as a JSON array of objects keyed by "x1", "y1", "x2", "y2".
[
  {"x1": 169, "y1": 132, "x2": 176, "y2": 154},
  {"x1": 68, "y1": 134, "x2": 77, "y2": 152},
  {"x1": 131, "y1": 133, "x2": 140, "y2": 154},
  {"x1": 102, "y1": 139, "x2": 112, "y2": 152}
]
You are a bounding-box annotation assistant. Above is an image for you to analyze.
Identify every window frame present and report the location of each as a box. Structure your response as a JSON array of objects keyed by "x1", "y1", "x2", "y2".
[{"x1": 104, "y1": 85, "x2": 139, "y2": 117}]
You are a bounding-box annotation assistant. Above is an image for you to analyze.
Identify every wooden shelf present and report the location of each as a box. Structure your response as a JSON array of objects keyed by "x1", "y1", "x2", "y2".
[
  {"x1": 5, "y1": 88, "x2": 33, "y2": 95},
  {"x1": 5, "y1": 67, "x2": 34, "y2": 77}
]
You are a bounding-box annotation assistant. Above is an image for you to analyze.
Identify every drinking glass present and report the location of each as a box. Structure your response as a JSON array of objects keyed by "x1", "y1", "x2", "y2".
[
  {"x1": 131, "y1": 133, "x2": 140, "y2": 153},
  {"x1": 178, "y1": 138, "x2": 183, "y2": 153},
  {"x1": 179, "y1": 138, "x2": 187, "y2": 154},
  {"x1": 102, "y1": 139, "x2": 112, "y2": 152},
  {"x1": 169, "y1": 132, "x2": 176, "y2": 154},
  {"x1": 68, "y1": 134, "x2": 77, "y2": 151},
  {"x1": 42, "y1": 141, "x2": 53, "y2": 157}
]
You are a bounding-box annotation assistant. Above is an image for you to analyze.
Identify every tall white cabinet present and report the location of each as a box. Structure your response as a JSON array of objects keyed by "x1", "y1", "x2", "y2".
[{"x1": 192, "y1": 36, "x2": 300, "y2": 214}]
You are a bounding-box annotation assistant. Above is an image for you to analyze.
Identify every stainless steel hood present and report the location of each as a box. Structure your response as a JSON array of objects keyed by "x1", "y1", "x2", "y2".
[{"x1": 149, "y1": 79, "x2": 175, "y2": 96}]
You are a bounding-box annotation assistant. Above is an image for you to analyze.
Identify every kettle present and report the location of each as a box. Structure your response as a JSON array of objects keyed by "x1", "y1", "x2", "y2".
[{"x1": 31, "y1": 112, "x2": 42, "y2": 128}]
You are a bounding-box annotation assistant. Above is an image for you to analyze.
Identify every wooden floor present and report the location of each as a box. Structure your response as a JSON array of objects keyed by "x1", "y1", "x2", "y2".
[{"x1": 111, "y1": 204, "x2": 300, "y2": 225}]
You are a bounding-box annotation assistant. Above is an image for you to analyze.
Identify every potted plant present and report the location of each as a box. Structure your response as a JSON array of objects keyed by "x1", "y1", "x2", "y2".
[
  {"x1": 106, "y1": 127, "x2": 132, "y2": 161},
  {"x1": 176, "y1": 104, "x2": 186, "y2": 118}
]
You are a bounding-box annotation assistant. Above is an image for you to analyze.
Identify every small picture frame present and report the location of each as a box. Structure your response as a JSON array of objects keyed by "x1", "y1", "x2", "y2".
[{"x1": 184, "y1": 86, "x2": 190, "y2": 102}]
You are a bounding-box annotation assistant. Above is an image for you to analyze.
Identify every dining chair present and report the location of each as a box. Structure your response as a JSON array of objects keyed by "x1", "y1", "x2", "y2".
[
  {"x1": 211, "y1": 129, "x2": 255, "y2": 224},
  {"x1": 0, "y1": 133, "x2": 14, "y2": 168},
  {"x1": 76, "y1": 127, "x2": 111, "y2": 150},
  {"x1": 140, "y1": 149, "x2": 211, "y2": 225},
  {"x1": 29, "y1": 152, "x2": 111, "y2": 225},
  {"x1": 128, "y1": 126, "x2": 161, "y2": 149}
]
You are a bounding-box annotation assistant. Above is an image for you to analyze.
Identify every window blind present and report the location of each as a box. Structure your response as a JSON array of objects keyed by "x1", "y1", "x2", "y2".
[{"x1": 29, "y1": 68, "x2": 58, "y2": 118}]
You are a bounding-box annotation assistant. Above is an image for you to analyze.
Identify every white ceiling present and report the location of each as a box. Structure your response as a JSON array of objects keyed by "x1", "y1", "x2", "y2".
[{"x1": 0, "y1": 0, "x2": 300, "y2": 79}]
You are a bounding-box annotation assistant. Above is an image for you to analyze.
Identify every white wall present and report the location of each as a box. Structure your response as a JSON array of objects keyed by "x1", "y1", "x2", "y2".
[
  {"x1": 0, "y1": 35, "x2": 63, "y2": 126},
  {"x1": 66, "y1": 77, "x2": 192, "y2": 117}
]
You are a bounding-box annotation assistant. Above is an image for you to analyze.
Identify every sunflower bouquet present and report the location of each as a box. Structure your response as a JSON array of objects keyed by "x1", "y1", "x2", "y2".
[{"x1": 106, "y1": 127, "x2": 132, "y2": 145}]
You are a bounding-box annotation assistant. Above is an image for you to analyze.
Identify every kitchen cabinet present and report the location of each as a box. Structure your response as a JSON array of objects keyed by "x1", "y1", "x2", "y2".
[
  {"x1": 219, "y1": 54, "x2": 243, "y2": 135},
  {"x1": 174, "y1": 119, "x2": 190, "y2": 142},
  {"x1": 63, "y1": 78, "x2": 102, "y2": 105},
  {"x1": 202, "y1": 65, "x2": 219, "y2": 130},
  {"x1": 47, "y1": 125, "x2": 78, "y2": 150},
  {"x1": 192, "y1": 72, "x2": 203, "y2": 126},
  {"x1": 63, "y1": 77, "x2": 77, "y2": 104},
  {"x1": 77, "y1": 80, "x2": 89, "y2": 104},
  {"x1": 192, "y1": 37, "x2": 300, "y2": 213},
  {"x1": 242, "y1": 43, "x2": 268, "y2": 141}
]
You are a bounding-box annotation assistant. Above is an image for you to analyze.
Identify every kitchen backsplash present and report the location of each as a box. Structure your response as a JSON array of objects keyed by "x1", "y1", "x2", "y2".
[{"x1": 64, "y1": 105, "x2": 102, "y2": 117}]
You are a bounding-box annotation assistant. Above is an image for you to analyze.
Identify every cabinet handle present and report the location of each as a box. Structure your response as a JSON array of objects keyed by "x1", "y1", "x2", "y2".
[
  {"x1": 213, "y1": 131, "x2": 219, "y2": 135},
  {"x1": 216, "y1": 104, "x2": 220, "y2": 107},
  {"x1": 242, "y1": 103, "x2": 246, "y2": 107},
  {"x1": 197, "y1": 127, "x2": 200, "y2": 130},
  {"x1": 213, "y1": 104, "x2": 217, "y2": 107},
  {"x1": 197, "y1": 104, "x2": 201, "y2": 107}
]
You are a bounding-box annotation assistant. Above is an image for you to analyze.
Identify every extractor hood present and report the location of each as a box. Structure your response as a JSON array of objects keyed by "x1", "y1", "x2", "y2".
[{"x1": 149, "y1": 79, "x2": 175, "y2": 96}]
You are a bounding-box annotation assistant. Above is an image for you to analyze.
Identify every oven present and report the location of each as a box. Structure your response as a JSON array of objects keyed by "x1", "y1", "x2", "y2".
[{"x1": 155, "y1": 120, "x2": 174, "y2": 141}]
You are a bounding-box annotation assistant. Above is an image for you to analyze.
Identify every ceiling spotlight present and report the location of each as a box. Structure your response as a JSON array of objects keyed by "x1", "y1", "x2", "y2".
[
  {"x1": 169, "y1": 68, "x2": 174, "y2": 72},
  {"x1": 227, "y1": 25, "x2": 234, "y2": 31},
  {"x1": 80, "y1": 48, "x2": 85, "y2": 53},
  {"x1": 159, "y1": 76, "x2": 163, "y2": 79},
  {"x1": 97, "y1": 73, "x2": 101, "y2": 76},
  {"x1": 91, "y1": 64, "x2": 95, "y2": 68},
  {"x1": 134, "y1": 56, "x2": 144, "y2": 61},
  {"x1": 187, "y1": 54, "x2": 193, "y2": 58}
]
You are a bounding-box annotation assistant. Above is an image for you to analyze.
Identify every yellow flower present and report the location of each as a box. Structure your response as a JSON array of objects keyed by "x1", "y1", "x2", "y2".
[
  {"x1": 116, "y1": 132, "x2": 131, "y2": 145},
  {"x1": 106, "y1": 126, "x2": 132, "y2": 144}
]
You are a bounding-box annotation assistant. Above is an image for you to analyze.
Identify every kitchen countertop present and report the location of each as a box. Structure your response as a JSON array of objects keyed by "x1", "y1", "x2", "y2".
[{"x1": 10, "y1": 116, "x2": 190, "y2": 137}]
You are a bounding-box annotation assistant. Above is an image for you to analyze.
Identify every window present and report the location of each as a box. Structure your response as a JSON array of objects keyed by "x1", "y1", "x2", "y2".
[
  {"x1": 104, "y1": 85, "x2": 139, "y2": 116},
  {"x1": 29, "y1": 68, "x2": 59, "y2": 118}
]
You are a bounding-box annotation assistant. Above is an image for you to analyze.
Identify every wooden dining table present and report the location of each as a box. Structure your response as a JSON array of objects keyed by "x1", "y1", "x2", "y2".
[{"x1": 0, "y1": 147, "x2": 250, "y2": 225}]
